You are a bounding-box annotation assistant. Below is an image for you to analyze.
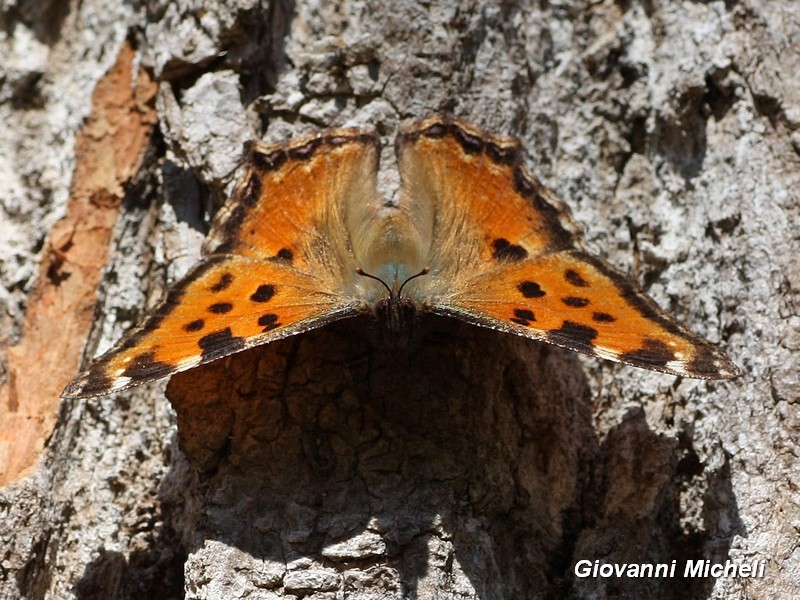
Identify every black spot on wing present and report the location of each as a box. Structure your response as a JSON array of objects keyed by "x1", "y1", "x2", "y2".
[
  {"x1": 576, "y1": 252, "x2": 686, "y2": 337},
  {"x1": 208, "y1": 302, "x2": 233, "y2": 314},
  {"x1": 184, "y1": 319, "x2": 205, "y2": 332},
  {"x1": 251, "y1": 284, "x2": 276, "y2": 303},
  {"x1": 114, "y1": 258, "x2": 228, "y2": 353},
  {"x1": 276, "y1": 248, "x2": 293, "y2": 262},
  {"x1": 565, "y1": 269, "x2": 589, "y2": 287},
  {"x1": 515, "y1": 309, "x2": 535, "y2": 321},
  {"x1": 592, "y1": 312, "x2": 616, "y2": 323},
  {"x1": 548, "y1": 321, "x2": 598, "y2": 354},
  {"x1": 562, "y1": 297, "x2": 590, "y2": 308},
  {"x1": 198, "y1": 328, "x2": 246, "y2": 361},
  {"x1": 210, "y1": 273, "x2": 233, "y2": 292},
  {"x1": 518, "y1": 281, "x2": 546, "y2": 298},
  {"x1": 258, "y1": 313, "x2": 280, "y2": 332},
  {"x1": 492, "y1": 238, "x2": 528, "y2": 262},
  {"x1": 620, "y1": 338, "x2": 676, "y2": 368},
  {"x1": 510, "y1": 308, "x2": 536, "y2": 326},
  {"x1": 121, "y1": 351, "x2": 174, "y2": 380}
]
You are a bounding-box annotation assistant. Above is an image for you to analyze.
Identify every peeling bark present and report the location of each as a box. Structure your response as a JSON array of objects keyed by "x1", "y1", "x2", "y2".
[
  {"x1": 1, "y1": 1, "x2": 798, "y2": 599},
  {"x1": 1, "y1": 39, "x2": 157, "y2": 485}
]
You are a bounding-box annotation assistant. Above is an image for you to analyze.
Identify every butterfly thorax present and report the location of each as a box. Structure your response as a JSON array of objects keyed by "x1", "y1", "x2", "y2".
[{"x1": 355, "y1": 261, "x2": 431, "y2": 345}]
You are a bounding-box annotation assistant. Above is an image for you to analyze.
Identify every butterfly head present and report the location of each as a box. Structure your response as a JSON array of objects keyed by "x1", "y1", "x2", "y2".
[{"x1": 356, "y1": 266, "x2": 430, "y2": 343}]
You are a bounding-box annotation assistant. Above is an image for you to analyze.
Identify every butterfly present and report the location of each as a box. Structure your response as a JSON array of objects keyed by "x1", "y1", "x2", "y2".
[{"x1": 62, "y1": 115, "x2": 740, "y2": 398}]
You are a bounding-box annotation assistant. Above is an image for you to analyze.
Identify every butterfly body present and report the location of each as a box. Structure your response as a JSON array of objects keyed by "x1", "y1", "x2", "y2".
[{"x1": 63, "y1": 115, "x2": 739, "y2": 398}]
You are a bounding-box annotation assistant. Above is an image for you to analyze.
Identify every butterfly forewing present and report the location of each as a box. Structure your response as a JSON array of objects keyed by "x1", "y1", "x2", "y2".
[
  {"x1": 436, "y1": 251, "x2": 740, "y2": 379},
  {"x1": 62, "y1": 255, "x2": 359, "y2": 398}
]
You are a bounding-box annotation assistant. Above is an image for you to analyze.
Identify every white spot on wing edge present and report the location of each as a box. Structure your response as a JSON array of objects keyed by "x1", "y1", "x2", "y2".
[
  {"x1": 665, "y1": 360, "x2": 686, "y2": 374},
  {"x1": 110, "y1": 376, "x2": 132, "y2": 392},
  {"x1": 176, "y1": 356, "x2": 202, "y2": 371}
]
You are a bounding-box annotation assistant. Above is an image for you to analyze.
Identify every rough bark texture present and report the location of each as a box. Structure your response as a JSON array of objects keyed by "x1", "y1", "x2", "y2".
[
  {"x1": 1, "y1": 38, "x2": 158, "y2": 486},
  {"x1": 1, "y1": 1, "x2": 798, "y2": 599}
]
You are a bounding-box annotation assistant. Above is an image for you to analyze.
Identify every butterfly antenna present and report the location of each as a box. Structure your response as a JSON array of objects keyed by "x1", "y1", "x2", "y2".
[
  {"x1": 398, "y1": 267, "x2": 430, "y2": 297},
  {"x1": 356, "y1": 267, "x2": 393, "y2": 296}
]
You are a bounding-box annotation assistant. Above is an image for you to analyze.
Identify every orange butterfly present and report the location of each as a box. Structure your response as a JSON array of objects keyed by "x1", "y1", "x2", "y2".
[{"x1": 63, "y1": 115, "x2": 739, "y2": 398}]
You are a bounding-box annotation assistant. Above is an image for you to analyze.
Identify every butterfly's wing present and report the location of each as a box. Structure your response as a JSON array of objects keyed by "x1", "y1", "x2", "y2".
[
  {"x1": 65, "y1": 128, "x2": 381, "y2": 398},
  {"x1": 435, "y1": 252, "x2": 740, "y2": 379},
  {"x1": 63, "y1": 257, "x2": 361, "y2": 397},
  {"x1": 397, "y1": 115, "x2": 740, "y2": 379},
  {"x1": 207, "y1": 129, "x2": 380, "y2": 269}
]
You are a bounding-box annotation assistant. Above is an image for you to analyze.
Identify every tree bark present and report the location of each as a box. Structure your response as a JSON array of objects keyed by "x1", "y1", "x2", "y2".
[{"x1": 1, "y1": 1, "x2": 798, "y2": 599}]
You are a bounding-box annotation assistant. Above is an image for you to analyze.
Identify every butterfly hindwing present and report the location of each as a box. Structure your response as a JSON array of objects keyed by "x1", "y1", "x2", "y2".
[
  {"x1": 205, "y1": 128, "x2": 380, "y2": 274},
  {"x1": 63, "y1": 255, "x2": 359, "y2": 398},
  {"x1": 397, "y1": 115, "x2": 739, "y2": 380},
  {"x1": 396, "y1": 115, "x2": 583, "y2": 283}
]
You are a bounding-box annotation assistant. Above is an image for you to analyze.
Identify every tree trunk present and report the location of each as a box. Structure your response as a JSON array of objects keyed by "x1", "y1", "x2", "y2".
[{"x1": 1, "y1": 1, "x2": 797, "y2": 598}]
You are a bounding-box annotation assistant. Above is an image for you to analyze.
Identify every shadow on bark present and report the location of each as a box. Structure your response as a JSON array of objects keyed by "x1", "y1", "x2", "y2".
[
  {"x1": 74, "y1": 542, "x2": 185, "y2": 600},
  {"x1": 163, "y1": 317, "x2": 592, "y2": 597},
  {"x1": 123, "y1": 315, "x2": 738, "y2": 598},
  {"x1": 64, "y1": 319, "x2": 742, "y2": 598}
]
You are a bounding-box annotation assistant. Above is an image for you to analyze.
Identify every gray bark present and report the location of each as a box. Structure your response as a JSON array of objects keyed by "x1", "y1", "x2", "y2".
[{"x1": 1, "y1": 0, "x2": 798, "y2": 599}]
